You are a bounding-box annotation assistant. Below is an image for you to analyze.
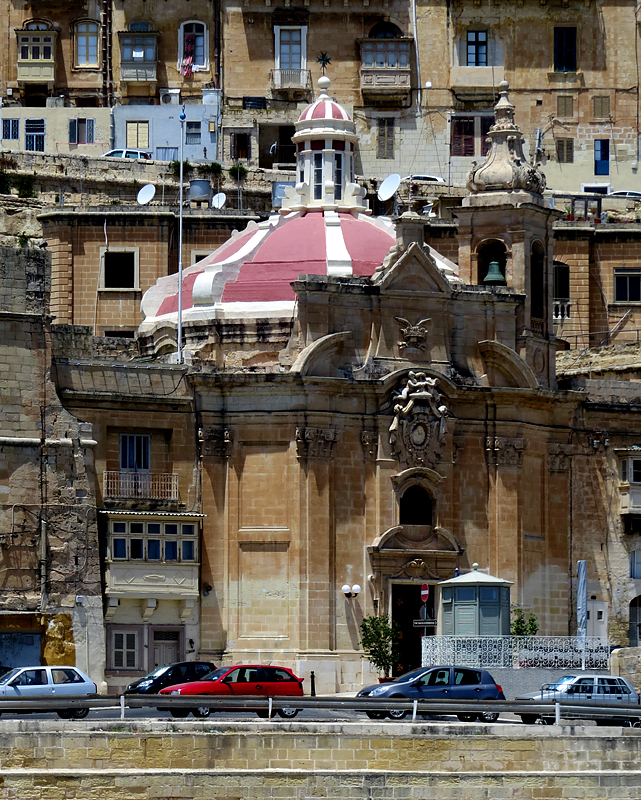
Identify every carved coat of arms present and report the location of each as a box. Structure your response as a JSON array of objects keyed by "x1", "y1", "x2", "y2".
[{"x1": 389, "y1": 372, "x2": 447, "y2": 467}]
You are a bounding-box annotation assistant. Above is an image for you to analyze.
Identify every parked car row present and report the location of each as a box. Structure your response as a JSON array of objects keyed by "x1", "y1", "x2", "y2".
[{"x1": 0, "y1": 660, "x2": 639, "y2": 725}]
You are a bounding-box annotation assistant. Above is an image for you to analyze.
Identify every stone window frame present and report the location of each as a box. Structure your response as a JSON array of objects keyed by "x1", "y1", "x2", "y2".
[
  {"x1": 190, "y1": 249, "x2": 214, "y2": 265},
  {"x1": 99, "y1": 246, "x2": 140, "y2": 292},
  {"x1": 178, "y1": 20, "x2": 209, "y2": 72},
  {"x1": 73, "y1": 19, "x2": 101, "y2": 70},
  {"x1": 108, "y1": 518, "x2": 199, "y2": 564},
  {"x1": 391, "y1": 468, "x2": 442, "y2": 530},
  {"x1": 106, "y1": 624, "x2": 144, "y2": 674},
  {"x1": 274, "y1": 25, "x2": 308, "y2": 73}
]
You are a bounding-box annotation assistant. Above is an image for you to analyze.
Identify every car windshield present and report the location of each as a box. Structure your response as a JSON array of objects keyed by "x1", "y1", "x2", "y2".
[
  {"x1": 547, "y1": 676, "x2": 577, "y2": 690},
  {"x1": 393, "y1": 668, "x2": 428, "y2": 683},
  {"x1": 144, "y1": 665, "x2": 171, "y2": 679},
  {"x1": 0, "y1": 669, "x2": 21, "y2": 685},
  {"x1": 200, "y1": 667, "x2": 228, "y2": 681}
]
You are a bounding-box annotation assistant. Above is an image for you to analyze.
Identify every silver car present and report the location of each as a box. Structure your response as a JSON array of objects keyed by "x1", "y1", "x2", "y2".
[
  {"x1": 517, "y1": 674, "x2": 640, "y2": 725},
  {"x1": 0, "y1": 665, "x2": 96, "y2": 719}
]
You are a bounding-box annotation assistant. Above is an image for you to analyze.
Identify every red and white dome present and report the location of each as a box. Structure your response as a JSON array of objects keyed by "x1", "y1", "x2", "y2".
[{"x1": 299, "y1": 77, "x2": 352, "y2": 123}]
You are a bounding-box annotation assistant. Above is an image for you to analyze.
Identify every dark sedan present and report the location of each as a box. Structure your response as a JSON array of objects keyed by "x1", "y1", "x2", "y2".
[
  {"x1": 357, "y1": 665, "x2": 505, "y2": 721},
  {"x1": 124, "y1": 661, "x2": 216, "y2": 694}
]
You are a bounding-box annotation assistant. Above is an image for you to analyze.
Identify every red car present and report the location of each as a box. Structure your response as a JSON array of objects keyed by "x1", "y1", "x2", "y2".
[{"x1": 159, "y1": 664, "x2": 304, "y2": 718}]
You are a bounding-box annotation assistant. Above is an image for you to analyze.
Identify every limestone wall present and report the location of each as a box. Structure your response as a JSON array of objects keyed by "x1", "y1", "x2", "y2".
[{"x1": 2, "y1": 720, "x2": 641, "y2": 799}]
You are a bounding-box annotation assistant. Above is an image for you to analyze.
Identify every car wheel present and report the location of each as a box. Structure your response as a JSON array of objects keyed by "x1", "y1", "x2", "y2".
[
  {"x1": 70, "y1": 707, "x2": 89, "y2": 719},
  {"x1": 478, "y1": 711, "x2": 499, "y2": 723},
  {"x1": 193, "y1": 706, "x2": 211, "y2": 718},
  {"x1": 57, "y1": 709, "x2": 72, "y2": 719},
  {"x1": 169, "y1": 709, "x2": 189, "y2": 718},
  {"x1": 256, "y1": 710, "x2": 270, "y2": 718},
  {"x1": 278, "y1": 707, "x2": 299, "y2": 719},
  {"x1": 387, "y1": 697, "x2": 408, "y2": 720},
  {"x1": 365, "y1": 710, "x2": 387, "y2": 720},
  {"x1": 456, "y1": 713, "x2": 477, "y2": 722},
  {"x1": 519, "y1": 714, "x2": 537, "y2": 725}
]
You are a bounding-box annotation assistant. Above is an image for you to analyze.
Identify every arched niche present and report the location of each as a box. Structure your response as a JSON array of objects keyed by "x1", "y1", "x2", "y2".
[
  {"x1": 530, "y1": 240, "x2": 546, "y2": 323},
  {"x1": 476, "y1": 239, "x2": 508, "y2": 285}
]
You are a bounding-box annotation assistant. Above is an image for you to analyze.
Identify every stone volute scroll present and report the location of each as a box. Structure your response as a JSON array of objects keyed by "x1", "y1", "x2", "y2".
[
  {"x1": 389, "y1": 372, "x2": 448, "y2": 468},
  {"x1": 485, "y1": 436, "x2": 527, "y2": 468},
  {"x1": 466, "y1": 81, "x2": 546, "y2": 196},
  {"x1": 295, "y1": 427, "x2": 339, "y2": 460},
  {"x1": 199, "y1": 427, "x2": 234, "y2": 459}
]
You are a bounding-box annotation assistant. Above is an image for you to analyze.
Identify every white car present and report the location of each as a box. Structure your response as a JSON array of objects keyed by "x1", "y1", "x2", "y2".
[
  {"x1": 101, "y1": 149, "x2": 151, "y2": 160},
  {"x1": 402, "y1": 174, "x2": 445, "y2": 183},
  {"x1": 609, "y1": 190, "x2": 641, "y2": 200},
  {"x1": 0, "y1": 665, "x2": 96, "y2": 719}
]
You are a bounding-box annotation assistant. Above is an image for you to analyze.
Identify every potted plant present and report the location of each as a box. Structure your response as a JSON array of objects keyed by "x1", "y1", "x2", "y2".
[
  {"x1": 565, "y1": 203, "x2": 574, "y2": 221},
  {"x1": 359, "y1": 614, "x2": 401, "y2": 681}
]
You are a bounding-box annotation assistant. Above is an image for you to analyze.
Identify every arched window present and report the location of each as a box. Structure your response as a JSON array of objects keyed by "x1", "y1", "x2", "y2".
[
  {"x1": 18, "y1": 19, "x2": 55, "y2": 64},
  {"x1": 629, "y1": 595, "x2": 641, "y2": 647},
  {"x1": 477, "y1": 240, "x2": 507, "y2": 285},
  {"x1": 129, "y1": 22, "x2": 150, "y2": 32},
  {"x1": 368, "y1": 22, "x2": 403, "y2": 38},
  {"x1": 531, "y1": 241, "x2": 546, "y2": 321},
  {"x1": 179, "y1": 21, "x2": 208, "y2": 74},
  {"x1": 399, "y1": 485, "x2": 433, "y2": 526},
  {"x1": 75, "y1": 21, "x2": 99, "y2": 67}
]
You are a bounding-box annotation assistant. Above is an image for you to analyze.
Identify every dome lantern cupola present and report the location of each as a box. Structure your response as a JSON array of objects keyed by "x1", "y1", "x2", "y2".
[{"x1": 281, "y1": 76, "x2": 369, "y2": 214}]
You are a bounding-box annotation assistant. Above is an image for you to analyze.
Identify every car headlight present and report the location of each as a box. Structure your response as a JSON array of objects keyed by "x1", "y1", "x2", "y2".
[
  {"x1": 170, "y1": 690, "x2": 181, "y2": 695},
  {"x1": 138, "y1": 680, "x2": 153, "y2": 688},
  {"x1": 369, "y1": 686, "x2": 388, "y2": 697}
]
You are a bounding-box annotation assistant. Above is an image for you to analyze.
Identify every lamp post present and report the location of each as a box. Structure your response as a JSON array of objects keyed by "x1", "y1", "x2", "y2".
[{"x1": 177, "y1": 105, "x2": 186, "y2": 364}]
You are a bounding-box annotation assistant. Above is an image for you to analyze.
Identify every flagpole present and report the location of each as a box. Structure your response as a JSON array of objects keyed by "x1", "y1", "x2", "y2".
[{"x1": 177, "y1": 105, "x2": 186, "y2": 364}]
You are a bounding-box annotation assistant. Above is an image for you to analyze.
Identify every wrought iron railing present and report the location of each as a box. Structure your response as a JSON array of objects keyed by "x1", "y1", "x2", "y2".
[
  {"x1": 270, "y1": 69, "x2": 311, "y2": 90},
  {"x1": 102, "y1": 471, "x2": 179, "y2": 501},
  {"x1": 422, "y1": 636, "x2": 610, "y2": 670}
]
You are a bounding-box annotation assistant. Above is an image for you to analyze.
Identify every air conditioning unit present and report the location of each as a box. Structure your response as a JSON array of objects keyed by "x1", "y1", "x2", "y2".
[{"x1": 159, "y1": 88, "x2": 180, "y2": 105}]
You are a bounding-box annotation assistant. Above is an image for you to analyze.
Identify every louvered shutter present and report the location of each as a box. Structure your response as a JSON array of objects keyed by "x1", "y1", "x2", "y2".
[
  {"x1": 86, "y1": 118, "x2": 95, "y2": 144},
  {"x1": 68, "y1": 119, "x2": 78, "y2": 144}
]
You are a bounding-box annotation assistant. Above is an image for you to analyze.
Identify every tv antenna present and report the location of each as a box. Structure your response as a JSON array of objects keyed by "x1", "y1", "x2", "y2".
[
  {"x1": 212, "y1": 192, "x2": 227, "y2": 209},
  {"x1": 136, "y1": 183, "x2": 156, "y2": 205}
]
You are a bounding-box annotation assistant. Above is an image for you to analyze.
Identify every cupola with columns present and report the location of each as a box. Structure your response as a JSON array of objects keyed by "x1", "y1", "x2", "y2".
[{"x1": 281, "y1": 76, "x2": 369, "y2": 214}]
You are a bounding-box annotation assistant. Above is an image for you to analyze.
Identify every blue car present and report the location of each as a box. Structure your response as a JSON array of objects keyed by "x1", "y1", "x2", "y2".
[{"x1": 357, "y1": 665, "x2": 505, "y2": 721}]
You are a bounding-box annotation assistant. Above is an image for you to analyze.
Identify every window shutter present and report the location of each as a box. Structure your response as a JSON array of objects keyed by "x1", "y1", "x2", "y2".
[
  {"x1": 126, "y1": 122, "x2": 137, "y2": 148},
  {"x1": 230, "y1": 132, "x2": 236, "y2": 160},
  {"x1": 451, "y1": 117, "x2": 474, "y2": 157},
  {"x1": 139, "y1": 121, "x2": 149, "y2": 149},
  {"x1": 557, "y1": 95, "x2": 573, "y2": 118},
  {"x1": 86, "y1": 118, "x2": 95, "y2": 144},
  {"x1": 69, "y1": 119, "x2": 78, "y2": 144},
  {"x1": 377, "y1": 118, "x2": 394, "y2": 159},
  {"x1": 377, "y1": 119, "x2": 386, "y2": 159},
  {"x1": 246, "y1": 133, "x2": 251, "y2": 159},
  {"x1": 126, "y1": 633, "x2": 137, "y2": 668},
  {"x1": 386, "y1": 118, "x2": 394, "y2": 159},
  {"x1": 593, "y1": 96, "x2": 610, "y2": 118},
  {"x1": 2, "y1": 119, "x2": 8, "y2": 140},
  {"x1": 114, "y1": 633, "x2": 124, "y2": 668},
  {"x1": 11, "y1": 119, "x2": 19, "y2": 140}
]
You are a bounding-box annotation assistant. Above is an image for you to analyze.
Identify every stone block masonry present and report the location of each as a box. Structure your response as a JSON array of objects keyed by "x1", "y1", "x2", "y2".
[{"x1": 2, "y1": 720, "x2": 641, "y2": 799}]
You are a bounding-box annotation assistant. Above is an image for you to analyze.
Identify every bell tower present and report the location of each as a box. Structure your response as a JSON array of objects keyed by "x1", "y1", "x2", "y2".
[{"x1": 456, "y1": 81, "x2": 560, "y2": 388}]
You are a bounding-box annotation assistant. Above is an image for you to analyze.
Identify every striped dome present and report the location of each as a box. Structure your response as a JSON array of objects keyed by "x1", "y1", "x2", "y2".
[{"x1": 298, "y1": 76, "x2": 351, "y2": 123}]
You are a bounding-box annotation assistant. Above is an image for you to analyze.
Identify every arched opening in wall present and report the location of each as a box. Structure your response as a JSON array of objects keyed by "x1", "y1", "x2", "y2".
[
  {"x1": 399, "y1": 485, "x2": 433, "y2": 526},
  {"x1": 629, "y1": 596, "x2": 641, "y2": 647},
  {"x1": 476, "y1": 240, "x2": 507, "y2": 285},
  {"x1": 368, "y1": 22, "x2": 403, "y2": 38},
  {"x1": 531, "y1": 241, "x2": 546, "y2": 326},
  {"x1": 553, "y1": 261, "x2": 570, "y2": 321}
]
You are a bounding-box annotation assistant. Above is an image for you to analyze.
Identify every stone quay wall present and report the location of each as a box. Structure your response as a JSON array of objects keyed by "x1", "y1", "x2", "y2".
[{"x1": 2, "y1": 720, "x2": 641, "y2": 799}]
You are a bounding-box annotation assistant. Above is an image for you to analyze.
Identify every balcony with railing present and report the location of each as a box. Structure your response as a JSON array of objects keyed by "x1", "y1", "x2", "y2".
[
  {"x1": 359, "y1": 38, "x2": 412, "y2": 104},
  {"x1": 553, "y1": 299, "x2": 572, "y2": 321},
  {"x1": 270, "y1": 69, "x2": 311, "y2": 92},
  {"x1": 103, "y1": 472, "x2": 179, "y2": 501}
]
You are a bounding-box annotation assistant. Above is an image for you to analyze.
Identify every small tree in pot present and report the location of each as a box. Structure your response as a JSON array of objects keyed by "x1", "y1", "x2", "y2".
[{"x1": 359, "y1": 614, "x2": 401, "y2": 679}]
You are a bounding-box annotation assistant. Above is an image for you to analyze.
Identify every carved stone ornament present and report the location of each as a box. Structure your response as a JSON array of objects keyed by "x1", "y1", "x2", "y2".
[
  {"x1": 485, "y1": 436, "x2": 527, "y2": 468},
  {"x1": 394, "y1": 558, "x2": 440, "y2": 580},
  {"x1": 296, "y1": 427, "x2": 339, "y2": 460},
  {"x1": 395, "y1": 316, "x2": 430, "y2": 352},
  {"x1": 361, "y1": 430, "x2": 378, "y2": 461},
  {"x1": 466, "y1": 81, "x2": 546, "y2": 195},
  {"x1": 389, "y1": 372, "x2": 448, "y2": 468},
  {"x1": 199, "y1": 426, "x2": 234, "y2": 459},
  {"x1": 547, "y1": 443, "x2": 573, "y2": 472}
]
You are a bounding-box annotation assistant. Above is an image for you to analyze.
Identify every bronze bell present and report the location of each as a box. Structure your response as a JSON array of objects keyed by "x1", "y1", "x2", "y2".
[{"x1": 483, "y1": 260, "x2": 506, "y2": 285}]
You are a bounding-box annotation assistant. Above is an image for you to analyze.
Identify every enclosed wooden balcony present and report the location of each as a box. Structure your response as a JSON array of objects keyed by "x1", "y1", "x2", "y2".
[{"x1": 359, "y1": 38, "x2": 412, "y2": 105}]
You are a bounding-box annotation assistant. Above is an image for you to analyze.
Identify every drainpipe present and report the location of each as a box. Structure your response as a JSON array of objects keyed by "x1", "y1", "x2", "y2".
[
  {"x1": 410, "y1": 0, "x2": 421, "y2": 109},
  {"x1": 39, "y1": 517, "x2": 47, "y2": 612}
]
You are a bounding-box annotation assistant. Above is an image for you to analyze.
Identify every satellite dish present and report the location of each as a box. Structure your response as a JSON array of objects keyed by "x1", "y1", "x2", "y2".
[
  {"x1": 212, "y1": 192, "x2": 227, "y2": 209},
  {"x1": 137, "y1": 183, "x2": 156, "y2": 205},
  {"x1": 377, "y1": 173, "x2": 401, "y2": 202}
]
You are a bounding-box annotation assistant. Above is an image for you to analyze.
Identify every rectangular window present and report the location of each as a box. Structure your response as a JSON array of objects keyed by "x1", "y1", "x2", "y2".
[
  {"x1": 147, "y1": 539, "x2": 161, "y2": 560},
  {"x1": 126, "y1": 121, "x2": 149, "y2": 149},
  {"x1": 553, "y1": 263, "x2": 570, "y2": 299},
  {"x1": 615, "y1": 271, "x2": 641, "y2": 303},
  {"x1": 633, "y1": 459, "x2": 641, "y2": 482},
  {"x1": 76, "y1": 22, "x2": 99, "y2": 67},
  {"x1": 230, "y1": 132, "x2": 250, "y2": 160},
  {"x1": 68, "y1": 118, "x2": 95, "y2": 144},
  {"x1": 156, "y1": 146, "x2": 179, "y2": 162},
  {"x1": 122, "y1": 35, "x2": 156, "y2": 62},
  {"x1": 2, "y1": 119, "x2": 19, "y2": 140},
  {"x1": 112, "y1": 538, "x2": 127, "y2": 559},
  {"x1": 631, "y1": 551, "x2": 641, "y2": 579},
  {"x1": 313, "y1": 152, "x2": 323, "y2": 200},
  {"x1": 280, "y1": 28, "x2": 301, "y2": 70},
  {"x1": 556, "y1": 138, "x2": 574, "y2": 164},
  {"x1": 165, "y1": 540, "x2": 178, "y2": 561},
  {"x1": 334, "y1": 153, "x2": 343, "y2": 201},
  {"x1": 377, "y1": 117, "x2": 395, "y2": 159},
  {"x1": 182, "y1": 23, "x2": 206, "y2": 69},
  {"x1": 185, "y1": 121, "x2": 201, "y2": 145},
  {"x1": 557, "y1": 95, "x2": 574, "y2": 118},
  {"x1": 130, "y1": 539, "x2": 144, "y2": 560},
  {"x1": 554, "y1": 27, "x2": 577, "y2": 72},
  {"x1": 182, "y1": 540, "x2": 195, "y2": 561},
  {"x1": 451, "y1": 116, "x2": 475, "y2": 156},
  {"x1": 594, "y1": 138, "x2": 610, "y2": 175},
  {"x1": 103, "y1": 251, "x2": 137, "y2": 289},
  {"x1": 119, "y1": 434, "x2": 150, "y2": 471},
  {"x1": 593, "y1": 96, "x2": 610, "y2": 118},
  {"x1": 25, "y1": 119, "x2": 45, "y2": 152},
  {"x1": 467, "y1": 30, "x2": 487, "y2": 66},
  {"x1": 113, "y1": 631, "x2": 137, "y2": 669}
]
